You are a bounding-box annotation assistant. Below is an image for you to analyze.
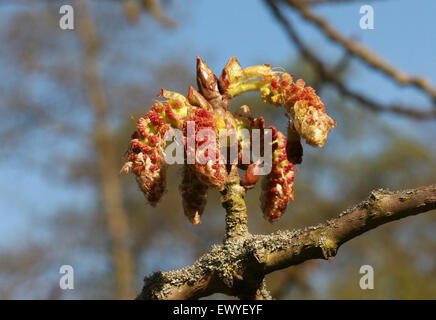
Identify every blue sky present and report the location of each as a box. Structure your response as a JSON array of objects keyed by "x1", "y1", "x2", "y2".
[{"x1": 1, "y1": 0, "x2": 435, "y2": 248}]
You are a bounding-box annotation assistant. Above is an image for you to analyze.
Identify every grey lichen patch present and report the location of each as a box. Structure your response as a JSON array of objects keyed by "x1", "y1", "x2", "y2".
[
  {"x1": 140, "y1": 265, "x2": 207, "y2": 300},
  {"x1": 247, "y1": 222, "x2": 341, "y2": 263},
  {"x1": 247, "y1": 229, "x2": 308, "y2": 256},
  {"x1": 257, "y1": 279, "x2": 273, "y2": 300},
  {"x1": 140, "y1": 175, "x2": 258, "y2": 298},
  {"x1": 142, "y1": 236, "x2": 261, "y2": 298},
  {"x1": 139, "y1": 180, "x2": 435, "y2": 299},
  {"x1": 399, "y1": 189, "x2": 418, "y2": 202},
  {"x1": 141, "y1": 230, "x2": 309, "y2": 299},
  {"x1": 371, "y1": 188, "x2": 395, "y2": 198},
  {"x1": 199, "y1": 238, "x2": 248, "y2": 287},
  {"x1": 339, "y1": 202, "x2": 362, "y2": 217}
]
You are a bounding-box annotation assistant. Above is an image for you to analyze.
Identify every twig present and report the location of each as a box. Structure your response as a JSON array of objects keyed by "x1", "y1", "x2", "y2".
[
  {"x1": 287, "y1": 0, "x2": 436, "y2": 103},
  {"x1": 300, "y1": 0, "x2": 380, "y2": 5},
  {"x1": 221, "y1": 166, "x2": 249, "y2": 241},
  {"x1": 142, "y1": 0, "x2": 176, "y2": 28},
  {"x1": 266, "y1": 0, "x2": 436, "y2": 119}
]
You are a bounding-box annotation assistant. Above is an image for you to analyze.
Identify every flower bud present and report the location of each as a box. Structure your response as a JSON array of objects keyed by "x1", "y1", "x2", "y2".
[
  {"x1": 196, "y1": 56, "x2": 220, "y2": 101},
  {"x1": 217, "y1": 58, "x2": 337, "y2": 148},
  {"x1": 179, "y1": 165, "x2": 208, "y2": 225},
  {"x1": 123, "y1": 103, "x2": 171, "y2": 206},
  {"x1": 286, "y1": 119, "x2": 303, "y2": 164},
  {"x1": 260, "y1": 73, "x2": 336, "y2": 147},
  {"x1": 291, "y1": 100, "x2": 336, "y2": 147},
  {"x1": 219, "y1": 56, "x2": 243, "y2": 92},
  {"x1": 260, "y1": 127, "x2": 295, "y2": 222},
  {"x1": 123, "y1": 57, "x2": 337, "y2": 225},
  {"x1": 241, "y1": 160, "x2": 261, "y2": 189},
  {"x1": 184, "y1": 107, "x2": 228, "y2": 191},
  {"x1": 122, "y1": 87, "x2": 193, "y2": 206},
  {"x1": 187, "y1": 86, "x2": 212, "y2": 111},
  {"x1": 157, "y1": 88, "x2": 191, "y2": 129}
]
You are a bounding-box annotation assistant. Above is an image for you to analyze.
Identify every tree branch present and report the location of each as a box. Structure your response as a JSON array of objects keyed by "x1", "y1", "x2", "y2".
[
  {"x1": 137, "y1": 184, "x2": 436, "y2": 299},
  {"x1": 286, "y1": 0, "x2": 436, "y2": 103},
  {"x1": 300, "y1": 0, "x2": 381, "y2": 6},
  {"x1": 265, "y1": 0, "x2": 436, "y2": 120},
  {"x1": 263, "y1": 184, "x2": 436, "y2": 273}
]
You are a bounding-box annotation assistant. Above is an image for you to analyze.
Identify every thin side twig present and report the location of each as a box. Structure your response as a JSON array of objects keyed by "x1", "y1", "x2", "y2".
[
  {"x1": 287, "y1": 0, "x2": 436, "y2": 103},
  {"x1": 266, "y1": 0, "x2": 436, "y2": 120}
]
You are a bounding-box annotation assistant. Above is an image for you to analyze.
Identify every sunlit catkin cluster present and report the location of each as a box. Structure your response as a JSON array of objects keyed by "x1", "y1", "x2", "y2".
[{"x1": 122, "y1": 56, "x2": 336, "y2": 223}]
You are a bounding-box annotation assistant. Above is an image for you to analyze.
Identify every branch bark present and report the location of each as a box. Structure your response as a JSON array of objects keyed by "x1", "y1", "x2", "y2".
[
  {"x1": 137, "y1": 184, "x2": 436, "y2": 299},
  {"x1": 221, "y1": 166, "x2": 249, "y2": 241}
]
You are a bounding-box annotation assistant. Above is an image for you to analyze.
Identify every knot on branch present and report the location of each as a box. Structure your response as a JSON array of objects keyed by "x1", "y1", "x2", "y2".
[{"x1": 317, "y1": 234, "x2": 338, "y2": 261}]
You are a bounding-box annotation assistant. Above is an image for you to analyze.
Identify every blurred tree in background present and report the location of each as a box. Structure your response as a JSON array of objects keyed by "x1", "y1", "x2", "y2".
[{"x1": 0, "y1": 0, "x2": 434, "y2": 299}]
